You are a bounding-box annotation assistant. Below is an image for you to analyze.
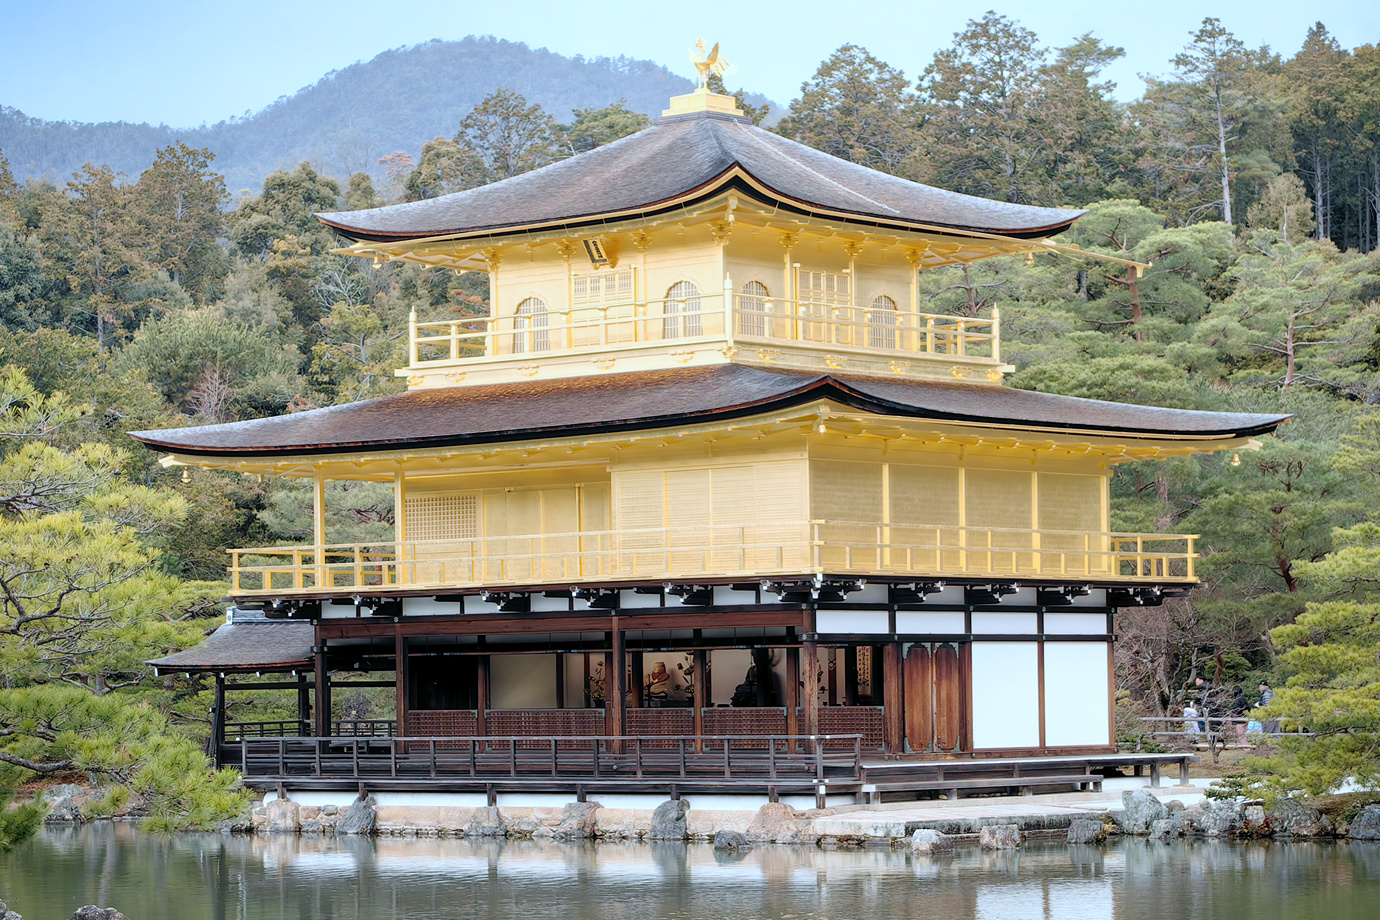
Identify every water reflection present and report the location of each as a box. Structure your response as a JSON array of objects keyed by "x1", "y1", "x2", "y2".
[{"x1": 4, "y1": 825, "x2": 1379, "y2": 920}]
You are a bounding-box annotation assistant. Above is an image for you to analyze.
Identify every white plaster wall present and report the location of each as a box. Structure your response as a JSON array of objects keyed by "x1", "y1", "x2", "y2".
[
  {"x1": 971, "y1": 612, "x2": 1038, "y2": 635},
  {"x1": 1043, "y1": 612, "x2": 1108, "y2": 635},
  {"x1": 894, "y1": 610, "x2": 965, "y2": 634},
  {"x1": 815, "y1": 609, "x2": 888, "y2": 635},
  {"x1": 971, "y1": 642, "x2": 1040, "y2": 749},
  {"x1": 490, "y1": 654, "x2": 557, "y2": 709},
  {"x1": 1042, "y1": 642, "x2": 1111, "y2": 747}
]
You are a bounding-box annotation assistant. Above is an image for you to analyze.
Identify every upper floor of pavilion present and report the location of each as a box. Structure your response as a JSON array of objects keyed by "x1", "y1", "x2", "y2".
[{"x1": 316, "y1": 89, "x2": 1121, "y2": 390}]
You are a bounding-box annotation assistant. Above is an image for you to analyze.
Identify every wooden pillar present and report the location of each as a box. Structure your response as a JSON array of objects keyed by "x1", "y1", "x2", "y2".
[
  {"x1": 394, "y1": 628, "x2": 407, "y2": 738},
  {"x1": 692, "y1": 649, "x2": 707, "y2": 741},
  {"x1": 555, "y1": 654, "x2": 566, "y2": 709},
  {"x1": 607, "y1": 619, "x2": 626, "y2": 738},
  {"x1": 785, "y1": 646, "x2": 800, "y2": 750},
  {"x1": 801, "y1": 609, "x2": 820, "y2": 747},
  {"x1": 211, "y1": 674, "x2": 226, "y2": 766},
  {"x1": 883, "y1": 642, "x2": 904, "y2": 754},
  {"x1": 296, "y1": 673, "x2": 311, "y2": 736},
  {"x1": 475, "y1": 655, "x2": 490, "y2": 738},
  {"x1": 843, "y1": 646, "x2": 859, "y2": 705},
  {"x1": 314, "y1": 640, "x2": 329, "y2": 737},
  {"x1": 311, "y1": 471, "x2": 327, "y2": 589}
]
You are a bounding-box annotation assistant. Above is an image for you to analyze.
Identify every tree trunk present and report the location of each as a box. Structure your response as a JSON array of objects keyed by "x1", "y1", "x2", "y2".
[{"x1": 1214, "y1": 86, "x2": 1233, "y2": 225}]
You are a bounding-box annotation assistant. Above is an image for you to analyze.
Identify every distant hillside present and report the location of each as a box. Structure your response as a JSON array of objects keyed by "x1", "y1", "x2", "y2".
[{"x1": 0, "y1": 36, "x2": 778, "y2": 195}]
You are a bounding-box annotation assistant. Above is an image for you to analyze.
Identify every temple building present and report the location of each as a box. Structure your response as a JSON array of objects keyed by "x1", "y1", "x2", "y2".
[{"x1": 140, "y1": 78, "x2": 1286, "y2": 806}]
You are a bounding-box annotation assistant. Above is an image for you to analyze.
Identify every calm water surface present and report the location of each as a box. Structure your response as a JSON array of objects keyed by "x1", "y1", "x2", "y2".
[{"x1": 4, "y1": 824, "x2": 1379, "y2": 920}]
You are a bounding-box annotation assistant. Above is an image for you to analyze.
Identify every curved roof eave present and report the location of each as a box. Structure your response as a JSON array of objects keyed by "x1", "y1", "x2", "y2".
[
  {"x1": 130, "y1": 367, "x2": 1289, "y2": 462},
  {"x1": 319, "y1": 168, "x2": 1084, "y2": 247}
]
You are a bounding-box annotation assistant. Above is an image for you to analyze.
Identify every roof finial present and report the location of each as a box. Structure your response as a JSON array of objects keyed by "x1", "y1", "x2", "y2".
[{"x1": 692, "y1": 39, "x2": 731, "y2": 92}]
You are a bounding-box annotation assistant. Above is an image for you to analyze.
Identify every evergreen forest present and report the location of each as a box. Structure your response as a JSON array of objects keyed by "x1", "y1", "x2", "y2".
[{"x1": 1, "y1": 14, "x2": 1379, "y2": 835}]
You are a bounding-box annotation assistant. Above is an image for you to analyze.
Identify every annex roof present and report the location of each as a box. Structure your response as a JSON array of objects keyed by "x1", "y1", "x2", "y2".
[
  {"x1": 317, "y1": 110, "x2": 1084, "y2": 243},
  {"x1": 131, "y1": 365, "x2": 1288, "y2": 460},
  {"x1": 147, "y1": 621, "x2": 315, "y2": 674}
]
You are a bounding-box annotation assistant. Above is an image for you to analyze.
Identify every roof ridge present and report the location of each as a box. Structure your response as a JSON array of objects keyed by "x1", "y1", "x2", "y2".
[{"x1": 730, "y1": 124, "x2": 902, "y2": 215}]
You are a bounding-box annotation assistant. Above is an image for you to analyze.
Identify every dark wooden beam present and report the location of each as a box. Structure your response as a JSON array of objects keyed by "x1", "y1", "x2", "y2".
[
  {"x1": 314, "y1": 642, "x2": 328, "y2": 737},
  {"x1": 608, "y1": 621, "x2": 626, "y2": 739}
]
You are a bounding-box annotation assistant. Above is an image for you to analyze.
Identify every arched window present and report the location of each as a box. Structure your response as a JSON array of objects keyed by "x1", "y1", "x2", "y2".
[
  {"x1": 513, "y1": 296, "x2": 550, "y2": 354},
  {"x1": 663, "y1": 281, "x2": 702, "y2": 339},
  {"x1": 868, "y1": 294, "x2": 898, "y2": 350},
  {"x1": 738, "y1": 280, "x2": 769, "y2": 337}
]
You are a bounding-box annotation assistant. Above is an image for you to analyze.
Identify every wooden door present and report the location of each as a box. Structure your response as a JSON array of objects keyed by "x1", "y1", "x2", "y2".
[
  {"x1": 902, "y1": 642, "x2": 966, "y2": 753},
  {"x1": 934, "y1": 643, "x2": 964, "y2": 752},
  {"x1": 903, "y1": 644, "x2": 932, "y2": 752}
]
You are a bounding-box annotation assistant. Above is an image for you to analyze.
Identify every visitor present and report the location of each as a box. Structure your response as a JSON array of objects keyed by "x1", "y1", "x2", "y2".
[
  {"x1": 1182, "y1": 700, "x2": 1200, "y2": 735},
  {"x1": 1256, "y1": 681, "x2": 1280, "y2": 733}
]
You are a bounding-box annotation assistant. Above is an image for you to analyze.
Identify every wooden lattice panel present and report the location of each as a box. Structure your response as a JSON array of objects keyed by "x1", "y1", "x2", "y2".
[
  {"x1": 627, "y1": 708, "x2": 694, "y2": 748},
  {"x1": 405, "y1": 493, "x2": 478, "y2": 541},
  {"x1": 407, "y1": 709, "x2": 478, "y2": 749},
  {"x1": 820, "y1": 705, "x2": 885, "y2": 751},
  {"x1": 488, "y1": 709, "x2": 604, "y2": 750},
  {"x1": 704, "y1": 707, "x2": 787, "y2": 748}
]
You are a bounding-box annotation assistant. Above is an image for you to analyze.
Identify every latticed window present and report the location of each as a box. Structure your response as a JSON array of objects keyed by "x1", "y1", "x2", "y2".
[
  {"x1": 405, "y1": 493, "x2": 479, "y2": 541},
  {"x1": 868, "y1": 294, "x2": 898, "y2": 350},
  {"x1": 663, "y1": 281, "x2": 702, "y2": 339},
  {"x1": 513, "y1": 296, "x2": 550, "y2": 353},
  {"x1": 572, "y1": 269, "x2": 636, "y2": 306},
  {"x1": 798, "y1": 270, "x2": 850, "y2": 307},
  {"x1": 738, "y1": 280, "x2": 769, "y2": 336}
]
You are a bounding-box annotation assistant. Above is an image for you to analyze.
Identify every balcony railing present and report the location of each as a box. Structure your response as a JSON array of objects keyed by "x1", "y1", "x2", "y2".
[
  {"x1": 227, "y1": 522, "x2": 1195, "y2": 595},
  {"x1": 408, "y1": 292, "x2": 999, "y2": 367}
]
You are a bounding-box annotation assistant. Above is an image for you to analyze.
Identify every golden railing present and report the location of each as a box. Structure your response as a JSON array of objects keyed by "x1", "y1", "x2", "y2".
[
  {"x1": 227, "y1": 522, "x2": 1195, "y2": 595},
  {"x1": 408, "y1": 293, "x2": 999, "y2": 367}
]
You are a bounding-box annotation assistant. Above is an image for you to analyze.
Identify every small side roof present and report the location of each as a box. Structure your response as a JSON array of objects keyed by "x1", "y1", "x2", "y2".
[
  {"x1": 147, "y1": 621, "x2": 315, "y2": 674},
  {"x1": 317, "y1": 111, "x2": 1084, "y2": 243},
  {"x1": 131, "y1": 365, "x2": 1289, "y2": 460}
]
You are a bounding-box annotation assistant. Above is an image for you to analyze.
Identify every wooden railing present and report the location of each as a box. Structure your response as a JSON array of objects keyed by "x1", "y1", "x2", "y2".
[
  {"x1": 226, "y1": 719, "x2": 397, "y2": 739},
  {"x1": 230, "y1": 734, "x2": 866, "y2": 786},
  {"x1": 228, "y1": 522, "x2": 1196, "y2": 595},
  {"x1": 408, "y1": 291, "x2": 999, "y2": 367}
]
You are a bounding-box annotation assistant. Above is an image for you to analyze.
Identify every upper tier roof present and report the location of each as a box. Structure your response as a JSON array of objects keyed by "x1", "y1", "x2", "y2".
[
  {"x1": 132, "y1": 365, "x2": 1288, "y2": 459},
  {"x1": 317, "y1": 110, "x2": 1085, "y2": 243}
]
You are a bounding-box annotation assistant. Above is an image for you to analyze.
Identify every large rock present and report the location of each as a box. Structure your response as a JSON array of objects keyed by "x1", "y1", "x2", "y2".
[
  {"x1": 42, "y1": 796, "x2": 84, "y2": 825},
  {"x1": 336, "y1": 794, "x2": 377, "y2": 836},
  {"x1": 1066, "y1": 819, "x2": 1107, "y2": 845},
  {"x1": 910, "y1": 829, "x2": 954, "y2": 853},
  {"x1": 647, "y1": 799, "x2": 688, "y2": 841},
  {"x1": 1349, "y1": 805, "x2": 1380, "y2": 840},
  {"x1": 713, "y1": 829, "x2": 750, "y2": 850},
  {"x1": 1266, "y1": 800, "x2": 1332, "y2": 838},
  {"x1": 1117, "y1": 790, "x2": 1168, "y2": 835},
  {"x1": 261, "y1": 797, "x2": 301, "y2": 834},
  {"x1": 1195, "y1": 799, "x2": 1246, "y2": 837},
  {"x1": 42, "y1": 785, "x2": 84, "y2": 802},
  {"x1": 0, "y1": 897, "x2": 21, "y2": 920},
  {"x1": 466, "y1": 806, "x2": 508, "y2": 837},
  {"x1": 1150, "y1": 817, "x2": 1186, "y2": 840},
  {"x1": 70, "y1": 909, "x2": 127, "y2": 920},
  {"x1": 552, "y1": 802, "x2": 602, "y2": 839},
  {"x1": 745, "y1": 803, "x2": 815, "y2": 844},
  {"x1": 979, "y1": 824, "x2": 1020, "y2": 850}
]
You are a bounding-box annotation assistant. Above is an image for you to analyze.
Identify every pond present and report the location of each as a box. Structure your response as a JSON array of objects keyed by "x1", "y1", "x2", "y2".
[{"x1": 4, "y1": 825, "x2": 1379, "y2": 920}]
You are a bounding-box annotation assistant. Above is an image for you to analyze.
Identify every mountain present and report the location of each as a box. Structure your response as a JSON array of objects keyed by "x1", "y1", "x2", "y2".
[{"x1": 0, "y1": 36, "x2": 778, "y2": 195}]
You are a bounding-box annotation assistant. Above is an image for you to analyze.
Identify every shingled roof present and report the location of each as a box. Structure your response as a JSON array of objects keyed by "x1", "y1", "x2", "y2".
[
  {"x1": 317, "y1": 110, "x2": 1085, "y2": 243},
  {"x1": 131, "y1": 365, "x2": 1288, "y2": 459},
  {"x1": 148, "y1": 621, "x2": 315, "y2": 674}
]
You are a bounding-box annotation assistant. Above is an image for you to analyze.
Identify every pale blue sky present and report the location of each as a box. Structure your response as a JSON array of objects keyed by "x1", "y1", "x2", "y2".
[{"x1": 1, "y1": 0, "x2": 1375, "y2": 126}]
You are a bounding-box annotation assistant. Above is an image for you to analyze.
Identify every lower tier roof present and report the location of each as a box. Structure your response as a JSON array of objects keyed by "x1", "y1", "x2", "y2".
[{"x1": 131, "y1": 365, "x2": 1287, "y2": 459}]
